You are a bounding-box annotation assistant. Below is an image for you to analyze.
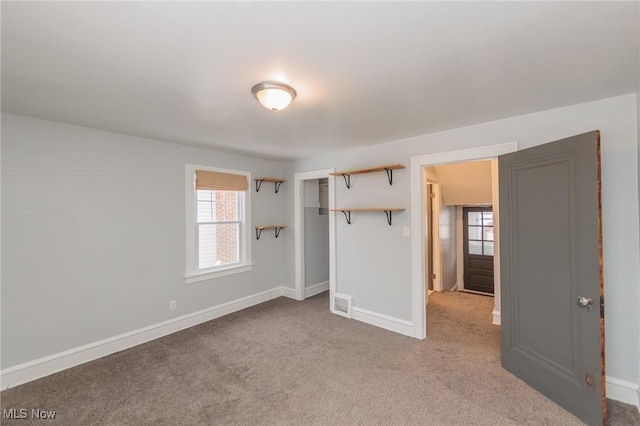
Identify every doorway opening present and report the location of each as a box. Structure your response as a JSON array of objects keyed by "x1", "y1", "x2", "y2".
[
  {"x1": 294, "y1": 169, "x2": 336, "y2": 303},
  {"x1": 409, "y1": 142, "x2": 518, "y2": 339},
  {"x1": 422, "y1": 160, "x2": 497, "y2": 335}
]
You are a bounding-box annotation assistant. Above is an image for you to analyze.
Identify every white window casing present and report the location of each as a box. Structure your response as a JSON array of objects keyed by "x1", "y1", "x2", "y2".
[{"x1": 185, "y1": 164, "x2": 252, "y2": 284}]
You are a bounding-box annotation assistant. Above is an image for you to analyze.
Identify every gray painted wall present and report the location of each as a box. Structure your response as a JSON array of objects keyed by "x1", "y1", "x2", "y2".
[
  {"x1": 282, "y1": 94, "x2": 640, "y2": 388},
  {"x1": 638, "y1": 7, "x2": 640, "y2": 394},
  {"x1": 1, "y1": 113, "x2": 286, "y2": 369},
  {"x1": 304, "y1": 208, "x2": 329, "y2": 287},
  {"x1": 636, "y1": 3, "x2": 640, "y2": 390},
  {"x1": 636, "y1": 5, "x2": 640, "y2": 394},
  {"x1": 303, "y1": 179, "x2": 329, "y2": 287}
]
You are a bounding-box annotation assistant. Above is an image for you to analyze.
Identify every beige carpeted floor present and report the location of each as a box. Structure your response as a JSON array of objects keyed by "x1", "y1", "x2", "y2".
[{"x1": 2, "y1": 291, "x2": 639, "y2": 425}]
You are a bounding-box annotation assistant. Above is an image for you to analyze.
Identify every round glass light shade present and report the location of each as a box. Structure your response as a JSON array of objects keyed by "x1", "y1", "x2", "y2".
[{"x1": 251, "y1": 82, "x2": 297, "y2": 112}]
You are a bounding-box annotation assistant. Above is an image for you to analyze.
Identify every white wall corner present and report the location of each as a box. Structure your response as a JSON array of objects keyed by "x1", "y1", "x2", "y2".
[
  {"x1": 492, "y1": 309, "x2": 501, "y2": 325},
  {"x1": 280, "y1": 286, "x2": 298, "y2": 300},
  {"x1": 0, "y1": 286, "x2": 288, "y2": 391},
  {"x1": 305, "y1": 281, "x2": 329, "y2": 298},
  {"x1": 606, "y1": 376, "x2": 640, "y2": 411}
]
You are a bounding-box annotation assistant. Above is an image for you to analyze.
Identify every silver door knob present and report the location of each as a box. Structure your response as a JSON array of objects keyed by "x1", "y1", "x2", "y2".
[{"x1": 577, "y1": 296, "x2": 594, "y2": 307}]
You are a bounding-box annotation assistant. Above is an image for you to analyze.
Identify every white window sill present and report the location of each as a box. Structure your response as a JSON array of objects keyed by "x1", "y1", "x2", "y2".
[{"x1": 185, "y1": 263, "x2": 254, "y2": 284}]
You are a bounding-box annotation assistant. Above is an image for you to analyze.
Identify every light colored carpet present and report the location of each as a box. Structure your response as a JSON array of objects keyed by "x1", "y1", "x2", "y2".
[{"x1": 1, "y1": 291, "x2": 638, "y2": 425}]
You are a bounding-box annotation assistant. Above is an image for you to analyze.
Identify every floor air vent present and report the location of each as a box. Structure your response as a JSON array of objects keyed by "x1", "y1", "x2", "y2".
[{"x1": 333, "y1": 293, "x2": 352, "y2": 318}]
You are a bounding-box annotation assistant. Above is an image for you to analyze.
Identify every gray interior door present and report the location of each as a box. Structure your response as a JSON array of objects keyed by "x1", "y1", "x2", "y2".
[{"x1": 499, "y1": 131, "x2": 605, "y2": 426}]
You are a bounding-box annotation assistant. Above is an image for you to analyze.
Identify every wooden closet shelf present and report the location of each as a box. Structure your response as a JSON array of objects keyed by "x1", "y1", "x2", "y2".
[
  {"x1": 330, "y1": 209, "x2": 405, "y2": 225},
  {"x1": 330, "y1": 208, "x2": 405, "y2": 212},
  {"x1": 255, "y1": 178, "x2": 286, "y2": 193},
  {"x1": 255, "y1": 226, "x2": 286, "y2": 239},
  {"x1": 329, "y1": 164, "x2": 405, "y2": 188},
  {"x1": 329, "y1": 164, "x2": 405, "y2": 176}
]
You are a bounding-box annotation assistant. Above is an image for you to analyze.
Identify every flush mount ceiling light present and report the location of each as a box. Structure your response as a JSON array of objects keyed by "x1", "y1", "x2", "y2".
[{"x1": 251, "y1": 81, "x2": 297, "y2": 112}]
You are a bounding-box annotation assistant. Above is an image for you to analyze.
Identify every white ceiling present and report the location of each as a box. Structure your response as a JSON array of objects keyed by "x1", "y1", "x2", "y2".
[{"x1": 2, "y1": 2, "x2": 638, "y2": 161}]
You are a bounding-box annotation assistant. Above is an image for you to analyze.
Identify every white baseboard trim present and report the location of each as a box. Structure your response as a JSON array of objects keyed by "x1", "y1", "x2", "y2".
[
  {"x1": 1, "y1": 286, "x2": 288, "y2": 391},
  {"x1": 280, "y1": 286, "x2": 297, "y2": 299},
  {"x1": 492, "y1": 309, "x2": 501, "y2": 325},
  {"x1": 11, "y1": 285, "x2": 634, "y2": 414},
  {"x1": 606, "y1": 376, "x2": 640, "y2": 411},
  {"x1": 305, "y1": 280, "x2": 329, "y2": 298},
  {"x1": 351, "y1": 307, "x2": 414, "y2": 337}
]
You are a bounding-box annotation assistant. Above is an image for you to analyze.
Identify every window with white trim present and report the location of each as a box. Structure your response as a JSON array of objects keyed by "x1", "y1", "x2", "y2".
[{"x1": 185, "y1": 165, "x2": 252, "y2": 284}]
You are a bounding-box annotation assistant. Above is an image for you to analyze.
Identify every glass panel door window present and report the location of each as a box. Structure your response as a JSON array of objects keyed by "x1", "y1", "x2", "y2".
[{"x1": 466, "y1": 209, "x2": 494, "y2": 256}]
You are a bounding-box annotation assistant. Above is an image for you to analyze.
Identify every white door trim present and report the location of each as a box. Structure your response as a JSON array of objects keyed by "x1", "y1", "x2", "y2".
[
  {"x1": 432, "y1": 183, "x2": 443, "y2": 291},
  {"x1": 490, "y1": 158, "x2": 502, "y2": 325},
  {"x1": 294, "y1": 169, "x2": 336, "y2": 302},
  {"x1": 424, "y1": 180, "x2": 443, "y2": 292},
  {"x1": 410, "y1": 142, "x2": 518, "y2": 339}
]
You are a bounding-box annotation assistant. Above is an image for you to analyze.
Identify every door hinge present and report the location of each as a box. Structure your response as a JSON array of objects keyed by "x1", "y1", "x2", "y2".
[
  {"x1": 430, "y1": 192, "x2": 436, "y2": 198},
  {"x1": 600, "y1": 295, "x2": 605, "y2": 319},
  {"x1": 432, "y1": 274, "x2": 437, "y2": 280}
]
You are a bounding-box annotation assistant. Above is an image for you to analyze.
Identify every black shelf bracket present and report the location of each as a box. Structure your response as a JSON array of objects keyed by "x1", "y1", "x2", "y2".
[
  {"x1": 341, "y1": 174, "x2": 351, "y2": 189},
  {"x1": 384, "y1": 210, "x2": 393, "y2": 226},
  {"x1": 255, "y1": 179, "x2": 283, "y2": 193},
  {"x1": 341, "y1": 210, "x2": 352, "y2": 225},
  {"x1": 333, "y1": 209, "x2": 400, "y2": 225},
  {"x1": 384, "y1": 168, "x2": 394, "y2": 185},
  {"x1": 339, "y1": 169, "x2": 396, "y2": 189},
  {"x1": 256, "y1": 227, "x2": 285, "y2": 240}
]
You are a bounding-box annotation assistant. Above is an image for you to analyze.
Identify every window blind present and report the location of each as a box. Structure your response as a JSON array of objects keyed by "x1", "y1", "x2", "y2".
[{"x1": 195, "y1": 170, "x2": 248, "y2": 191}]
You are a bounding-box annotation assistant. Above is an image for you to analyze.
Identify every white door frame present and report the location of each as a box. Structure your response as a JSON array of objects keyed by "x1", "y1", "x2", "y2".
[
  {"x1": 294, "y1": 169, "x2": 336, "y2": 301},
  {"x1": 410, "y1": 143, "x2": 518, "y2": 339},
  {"x1": 424, "y1": 178, "x2": 443, "y2": 292}
]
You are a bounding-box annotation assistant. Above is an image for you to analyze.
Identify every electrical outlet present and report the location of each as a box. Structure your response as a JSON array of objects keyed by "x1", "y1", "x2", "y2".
[
  {"x1": 403, "y1": 226, "x2": 411, "y2": 237},
  {"x1": 169, "y1": 300, "x2": 177, "y2": 311}
]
